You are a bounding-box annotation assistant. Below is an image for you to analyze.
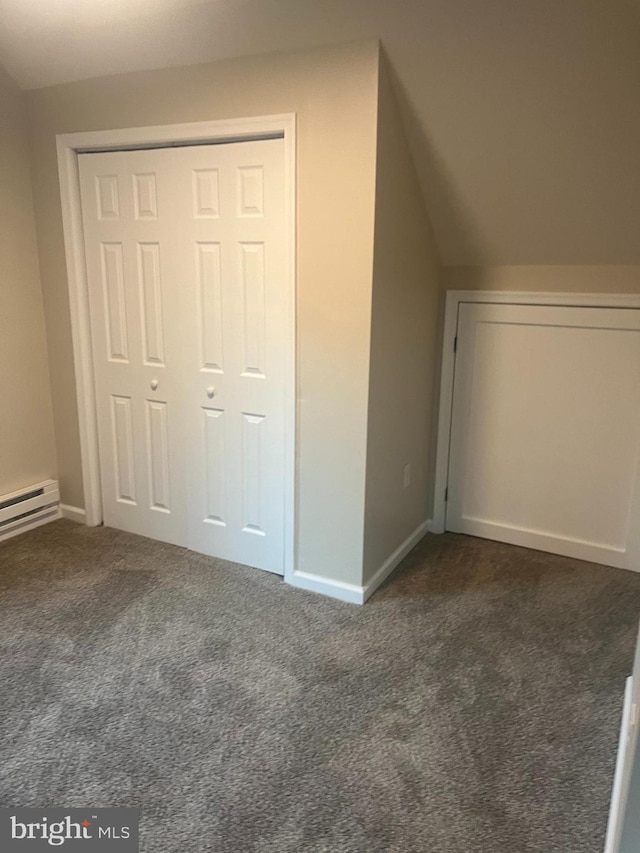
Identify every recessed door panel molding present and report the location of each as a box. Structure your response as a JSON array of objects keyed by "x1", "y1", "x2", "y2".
[
  {"x1": 110, "y1": 395, "x2": 136, "y2": 504},
  {"x1": 100, "y1": 242, "x2": 129, "y2": 362},
  {"x1": 239, "y1": 242, "x2": 266, "y2": 378},
  {"x1": 445, "y1": 300, "x2": 640, "y2": 571},
  {"x1": 196, "y1": 242, "x2": 224, "y2": 373},
  {"x1": 241, "y1": 413, "x2": 266, "y2": 536},
  {"x1": 237, "y1": 166, "x2": 264, "y2": 218},
  {"x1": 203, "y1": 408, "x2": 226, "y2": 526},
  {"x1": 133, "y1": 173, "x2": 158, "y2": 220},
  {"x1": 146, "y1": 400, "x2": 171, "y2": 512},
  {"x1": 137, "y1": 242, "x2": 165, "y2": 367},
  {"x1": 193, "y1": 168, "x2": 220, "y2": 218},
  {"x1": 96, "y1": 174, "x2": 120, "y2": 220},
  {"x1": 77, "y1": 129, "x2": 292, "y2": 576}
]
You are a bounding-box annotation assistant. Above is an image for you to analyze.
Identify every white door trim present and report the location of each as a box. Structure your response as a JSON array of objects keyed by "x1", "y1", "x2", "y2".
[
  {"x1": 432, "y1": 289, "x2": 640, "y2": 534},
  {"x1": 57, "y1": 115, "x2": 297, "y2": 580}
]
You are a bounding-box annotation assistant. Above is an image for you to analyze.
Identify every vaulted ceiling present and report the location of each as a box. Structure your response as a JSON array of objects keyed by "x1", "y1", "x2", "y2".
[{"x1": 1, "y1": 0, "x2": 639, "y2": 265}]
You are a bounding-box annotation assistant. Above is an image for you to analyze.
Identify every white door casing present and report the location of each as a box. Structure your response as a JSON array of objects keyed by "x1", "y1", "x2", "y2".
[
  {"x1": 79, "y1": 137, "x2": 289, "y2": 574},
  {"x1": 446, "y1": 302, "x2": 640, "y2": 570}
]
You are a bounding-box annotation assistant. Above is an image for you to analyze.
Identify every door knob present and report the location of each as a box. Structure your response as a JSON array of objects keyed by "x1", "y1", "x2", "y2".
[
  {"x1": 206, "y1": 386, "x2": 216, "y2": 399},
  {"x1": 150, "y1": 379, "x2": 159, "y2": 391}
]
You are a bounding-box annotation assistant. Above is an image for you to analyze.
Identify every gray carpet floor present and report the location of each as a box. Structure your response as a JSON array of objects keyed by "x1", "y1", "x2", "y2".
[{"x1": 1, "y1": 520, "x2": 640, "y2": 852}]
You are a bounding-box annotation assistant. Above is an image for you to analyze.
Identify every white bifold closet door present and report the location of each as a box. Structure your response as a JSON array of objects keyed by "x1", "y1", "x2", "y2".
[
  {"x1": 447, "y1": 303, "x2": 640, "y2": 570},
  {"x1": 79, "y1": 138, "x2": 287, "y2": 574}
]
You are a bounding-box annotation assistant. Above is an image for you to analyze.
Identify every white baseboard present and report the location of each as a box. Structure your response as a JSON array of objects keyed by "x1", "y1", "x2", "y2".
[
  {"x1": 60, "y1": 504, "x2": 87, "y2": 524},
  {"x1": 286, "y1": 570, "x2": 365, "y2": 605},
  {"x1": 286, "y1": 519, "x2": 431, "y2": 605},
  {"x1": 427, "y1": 518, "x2": 444, "y2": 534},
  {"x1": 362, "y1": 519, "x2": 431, "y2": 603}
]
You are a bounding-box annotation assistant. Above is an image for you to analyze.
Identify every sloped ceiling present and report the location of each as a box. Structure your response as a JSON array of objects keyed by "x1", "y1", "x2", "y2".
[{"x1": 1, "y1": 0, "x2": 639, "y2": 265}]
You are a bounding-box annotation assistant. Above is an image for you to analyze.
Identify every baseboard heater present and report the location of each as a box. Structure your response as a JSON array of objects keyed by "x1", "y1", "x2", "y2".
[{"x1": 0, "y1": 480, "x2": 61, "y2": 544}]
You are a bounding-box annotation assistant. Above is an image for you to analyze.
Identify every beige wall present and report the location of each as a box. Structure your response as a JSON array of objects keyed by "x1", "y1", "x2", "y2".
[
  {"x1": 363, "y1": 54, "x2": 442, "y2": 584},
  {"x1": 8, "y1": 1, "x2": 640, "y2": 269},
  {"x1": 443, "y1": 266, "x2": 640, "y2": 294},
  {"x1": 0, "y1": 64, "x2": 57, "y2": 497},
  {"x1": 26, "y1": 40, "x2": 379, "y2": 585}
]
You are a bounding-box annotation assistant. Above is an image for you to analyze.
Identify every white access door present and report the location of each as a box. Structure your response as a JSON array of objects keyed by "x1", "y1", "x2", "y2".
[
  {"x1": 447, "y1": 303, "x2": 640, "y2": 570},
  {"x1": 79, "y1": 138, "x2": 288, "y2": 574}
]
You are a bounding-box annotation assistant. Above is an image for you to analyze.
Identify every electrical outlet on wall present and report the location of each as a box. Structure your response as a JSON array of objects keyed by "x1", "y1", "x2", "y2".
[{"x1": 403, "y1": 463, "x2": 411, "y2": 489}]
